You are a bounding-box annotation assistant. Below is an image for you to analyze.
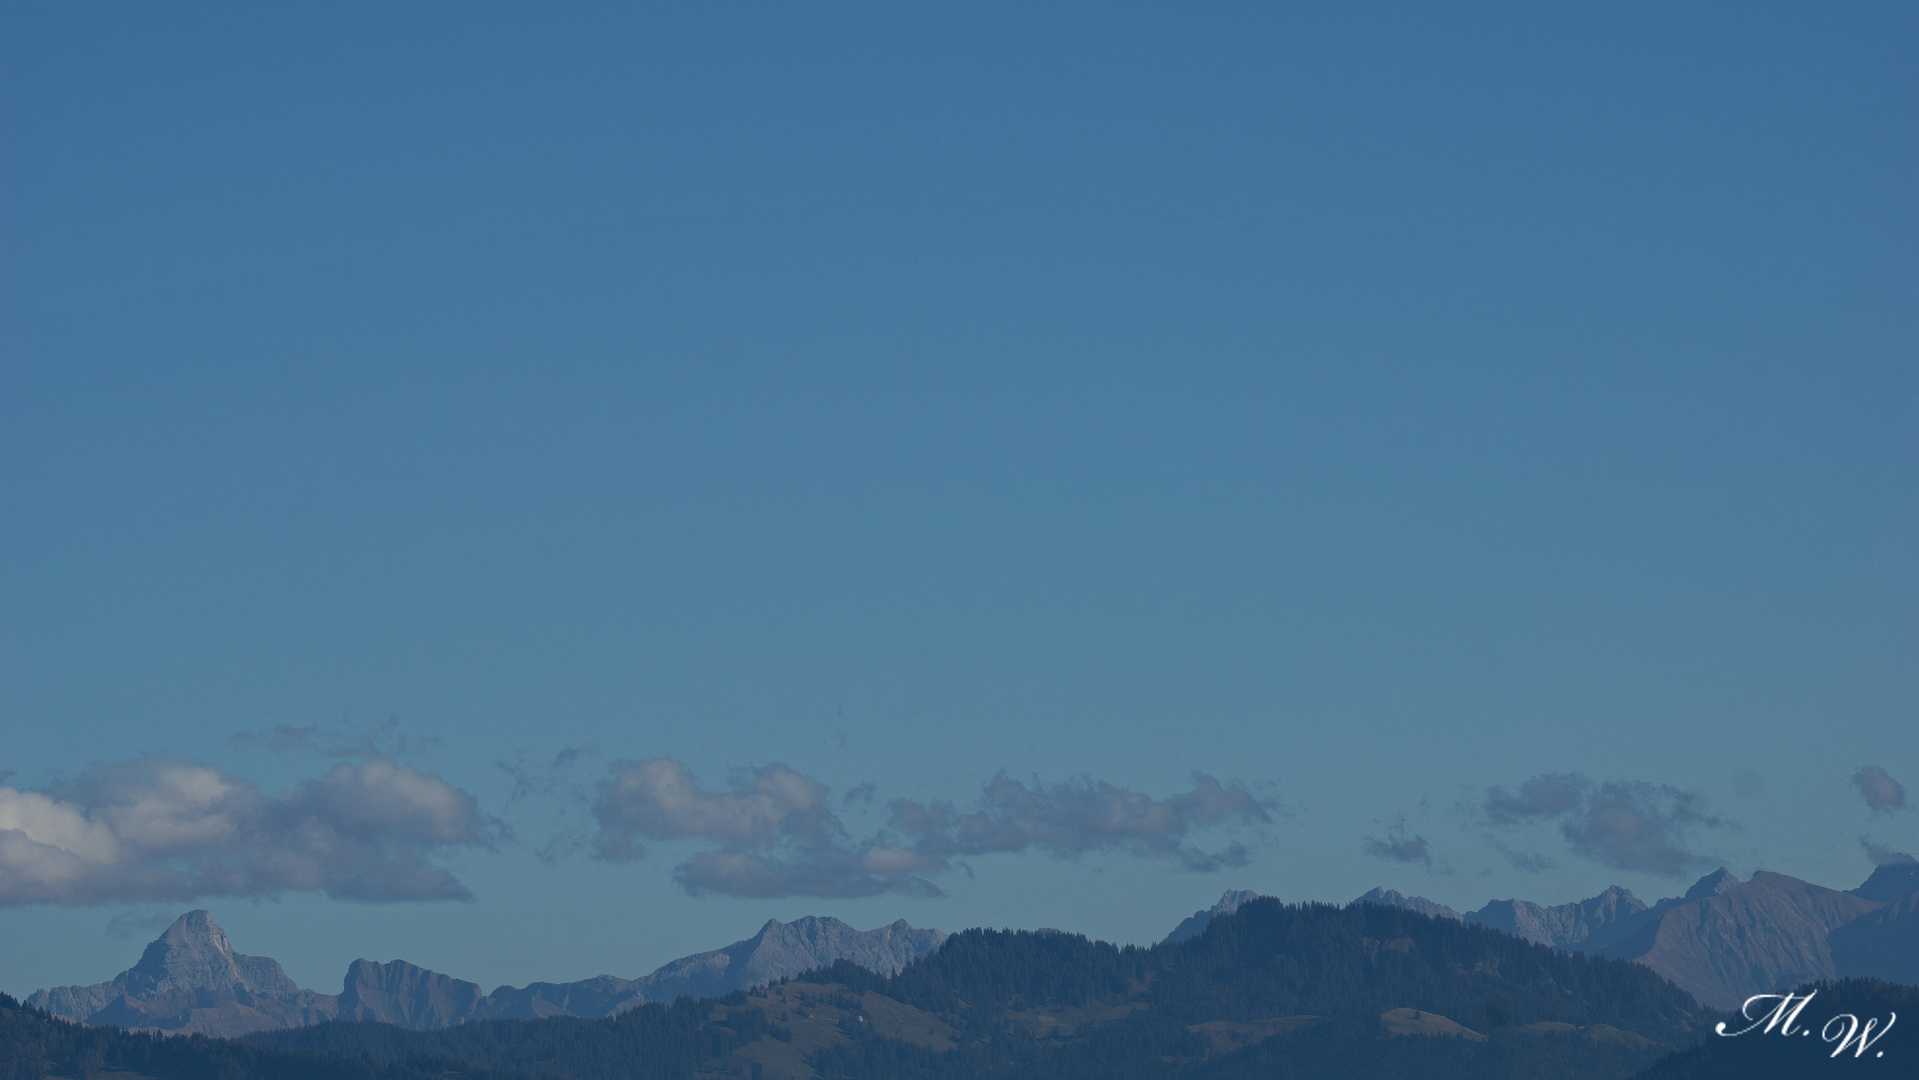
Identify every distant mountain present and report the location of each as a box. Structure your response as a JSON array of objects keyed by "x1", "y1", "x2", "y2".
[
  {"x1": 622, "y1": 914, "x2": 944, "y2": 1005},
  {"x1": 1354, "y1": 887, "x2": 1464, "y2": 922},
  {"x1": 1851, "y1": 860, "x2": 1919, "y2": 903},
  {"x1": 29, "y1": 911, "x2": 945, "y2": 1034},
  {"x1": 1162, "y1": 888, "x2": 1264, "y2": 944},
  {"x1": 27, "y1": 910, "x2": 338, "y2": 1037},
  {"x1": 1340, "y1": 865, "x2": 1919, "y2": 1012},
  {"x1": 465, "y1": 914, "x2": 946, "y2": 1025},
  {"x1": 1598, "y1": 870, "x2": 1882, "y2": 1010},
  {"x1": 252, "y1": 899, "x2": 1714, "y2": 1080},
  {"x1": 1468, "y1": 885, "x2": 1653, "y2": 952},
  {"x1": 337, "y1": 958, "x2": 494, "y2": 1029},
  {"x1": 479, "y1": 974, "x2": 645, "y2": 1022},
  {"x1": 1822, "y1": 889, "x2": 1919, "y2": 988}
]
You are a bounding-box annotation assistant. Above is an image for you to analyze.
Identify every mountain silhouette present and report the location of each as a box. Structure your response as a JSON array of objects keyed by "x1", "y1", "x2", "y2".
[
  {"x1": 1337, "y1": 864, "x2": 1919, "y2": 1010},
  {"x1": 30, "y1": 910, "x2": 945, "y2": 1034},
  {"x1": 27, "y1": 911, "x2": 337, "y2": 1037}
]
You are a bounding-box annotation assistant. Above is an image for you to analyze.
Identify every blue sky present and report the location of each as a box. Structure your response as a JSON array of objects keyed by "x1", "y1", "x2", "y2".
[{"x1": 2, "y1": 1, "x2": 1915, "y2": 998}]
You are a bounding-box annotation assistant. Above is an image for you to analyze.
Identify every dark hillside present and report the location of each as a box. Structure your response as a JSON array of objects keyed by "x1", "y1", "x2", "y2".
[
  {"x1": 0, "y1": 992, "x2": 512, "y2": 1080},
  {"x1": 1632, "y1": 979, "x2": 1916, "y2": 1079}
]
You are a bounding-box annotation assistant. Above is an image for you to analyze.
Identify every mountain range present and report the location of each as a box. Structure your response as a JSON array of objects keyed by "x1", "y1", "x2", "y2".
[
  {"x1": 9, "y1": 886, "x2": 1919, "y2": 1079},
  {"x1": 25, "y1": 859, "x2": 1919, "y2": 1042},
  {"x1": 1167, "y1": 862, "x2": 1919, "y2": 1010},
  {"x1": 245, "y1": 897, "x2": 1720, "y2": 1080},
  {"x1": 27, "y1": 911, "x2": 945, "y2": 1037}
]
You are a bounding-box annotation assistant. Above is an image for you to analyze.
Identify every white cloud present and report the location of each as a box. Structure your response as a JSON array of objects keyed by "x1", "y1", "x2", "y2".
[
  {"x1": 0, "y1": 758, "x2": 494, "y2": 906},
  {"x1": 592, "y1": 758, "x2": 840, "y2": 859}
]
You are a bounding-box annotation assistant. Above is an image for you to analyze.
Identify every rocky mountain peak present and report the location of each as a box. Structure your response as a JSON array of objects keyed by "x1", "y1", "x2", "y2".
[
  {"x1": 733, "y1": 914, "x2": 943, "y2": 985},
  {"x1": 133, "y1": 910, "x2": 229, "y2": 970},
  {"x1": 1682, "y1": 867, "x2": 1741, "y2": 901},
  {"x1": 1852, "y1": 860, "x2": 1919, "y2": 903},
  {"x1": 118, "y1": 909, "x2": 298, "y2": 997},
  {"x1": 29, "y1": 910, "x2": 330, "y2": 1036}
]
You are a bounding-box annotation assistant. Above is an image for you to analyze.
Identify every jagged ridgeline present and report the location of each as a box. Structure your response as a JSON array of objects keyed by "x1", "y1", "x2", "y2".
[{"x1": 237, "y1": 898, "x2": 1711, "y2": 1080}]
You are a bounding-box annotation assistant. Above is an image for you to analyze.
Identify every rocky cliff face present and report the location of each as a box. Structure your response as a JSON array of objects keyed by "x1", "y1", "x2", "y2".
[
  {"x1": 27, "y1": 911, "x2": 338, "y2": 1037},
  {"x1": 336, "y1": 959, "x2": 491, "y2": 1029},
  {"x1": 1352, "y1": 888, "x2": 1463, "y2": 922}
]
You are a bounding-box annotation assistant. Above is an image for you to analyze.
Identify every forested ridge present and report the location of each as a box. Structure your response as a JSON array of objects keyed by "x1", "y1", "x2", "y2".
[{"x1": 0, "y1": 990, "x2": 518, "y2": 1080}]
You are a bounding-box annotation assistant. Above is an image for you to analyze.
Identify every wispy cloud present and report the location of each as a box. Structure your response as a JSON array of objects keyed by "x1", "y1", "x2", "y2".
[
  {"x1": 589, "y1": 758, "x2": 942, "y2": 898},
  {"x1": 496, "y1": 747, "x2": 599, "y2": 865},
  {"x1": 587, "y1": 759, "x2": 1275, "y2": 898},
  {"x1": 893, "y1": 773, "x2": 1274, "y2": 873},
  {"x1": 1363, "y1": 819, "x2": 1432, "y2": 868},
  {"x1": 1853, "y1": 766, "x2": 1907, "y2": 815},
  {"x1": 0, "y1": 758, "x2": 496, "y2": 905},
  {"x1": 1860, "y1": 836, "x2": 1916, "y2": 867},
  {"x1": 229, "y1": 717, "x2": 438, "y2": 760},
  {"x1": 1480, "y1": 773, "x2": 1729, "y2": 877},
  {"x1": 1483, "y1": 835, "x2": 1556, "y2": 874}
]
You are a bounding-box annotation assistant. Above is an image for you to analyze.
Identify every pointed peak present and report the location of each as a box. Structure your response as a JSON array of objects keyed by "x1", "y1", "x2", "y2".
[
  {"x1": 1683, "y1": 868, "x2": 1741, "y2": 901},
  {"x1": 126, "y1": 910, "x2": 249, "y2": 988},
  {"x1": 1583, "y1": 886, "x2": 1647, "y2": 914},
  {"x1": 152, "y1": 910, "x2": 232, "y2": 950},
  {"x1": 169, "y1": 910, "x2": 221, "y2": 932},
  {"x1": 1852, "y1": 861, "x2": 1919, "y2": 903}
]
